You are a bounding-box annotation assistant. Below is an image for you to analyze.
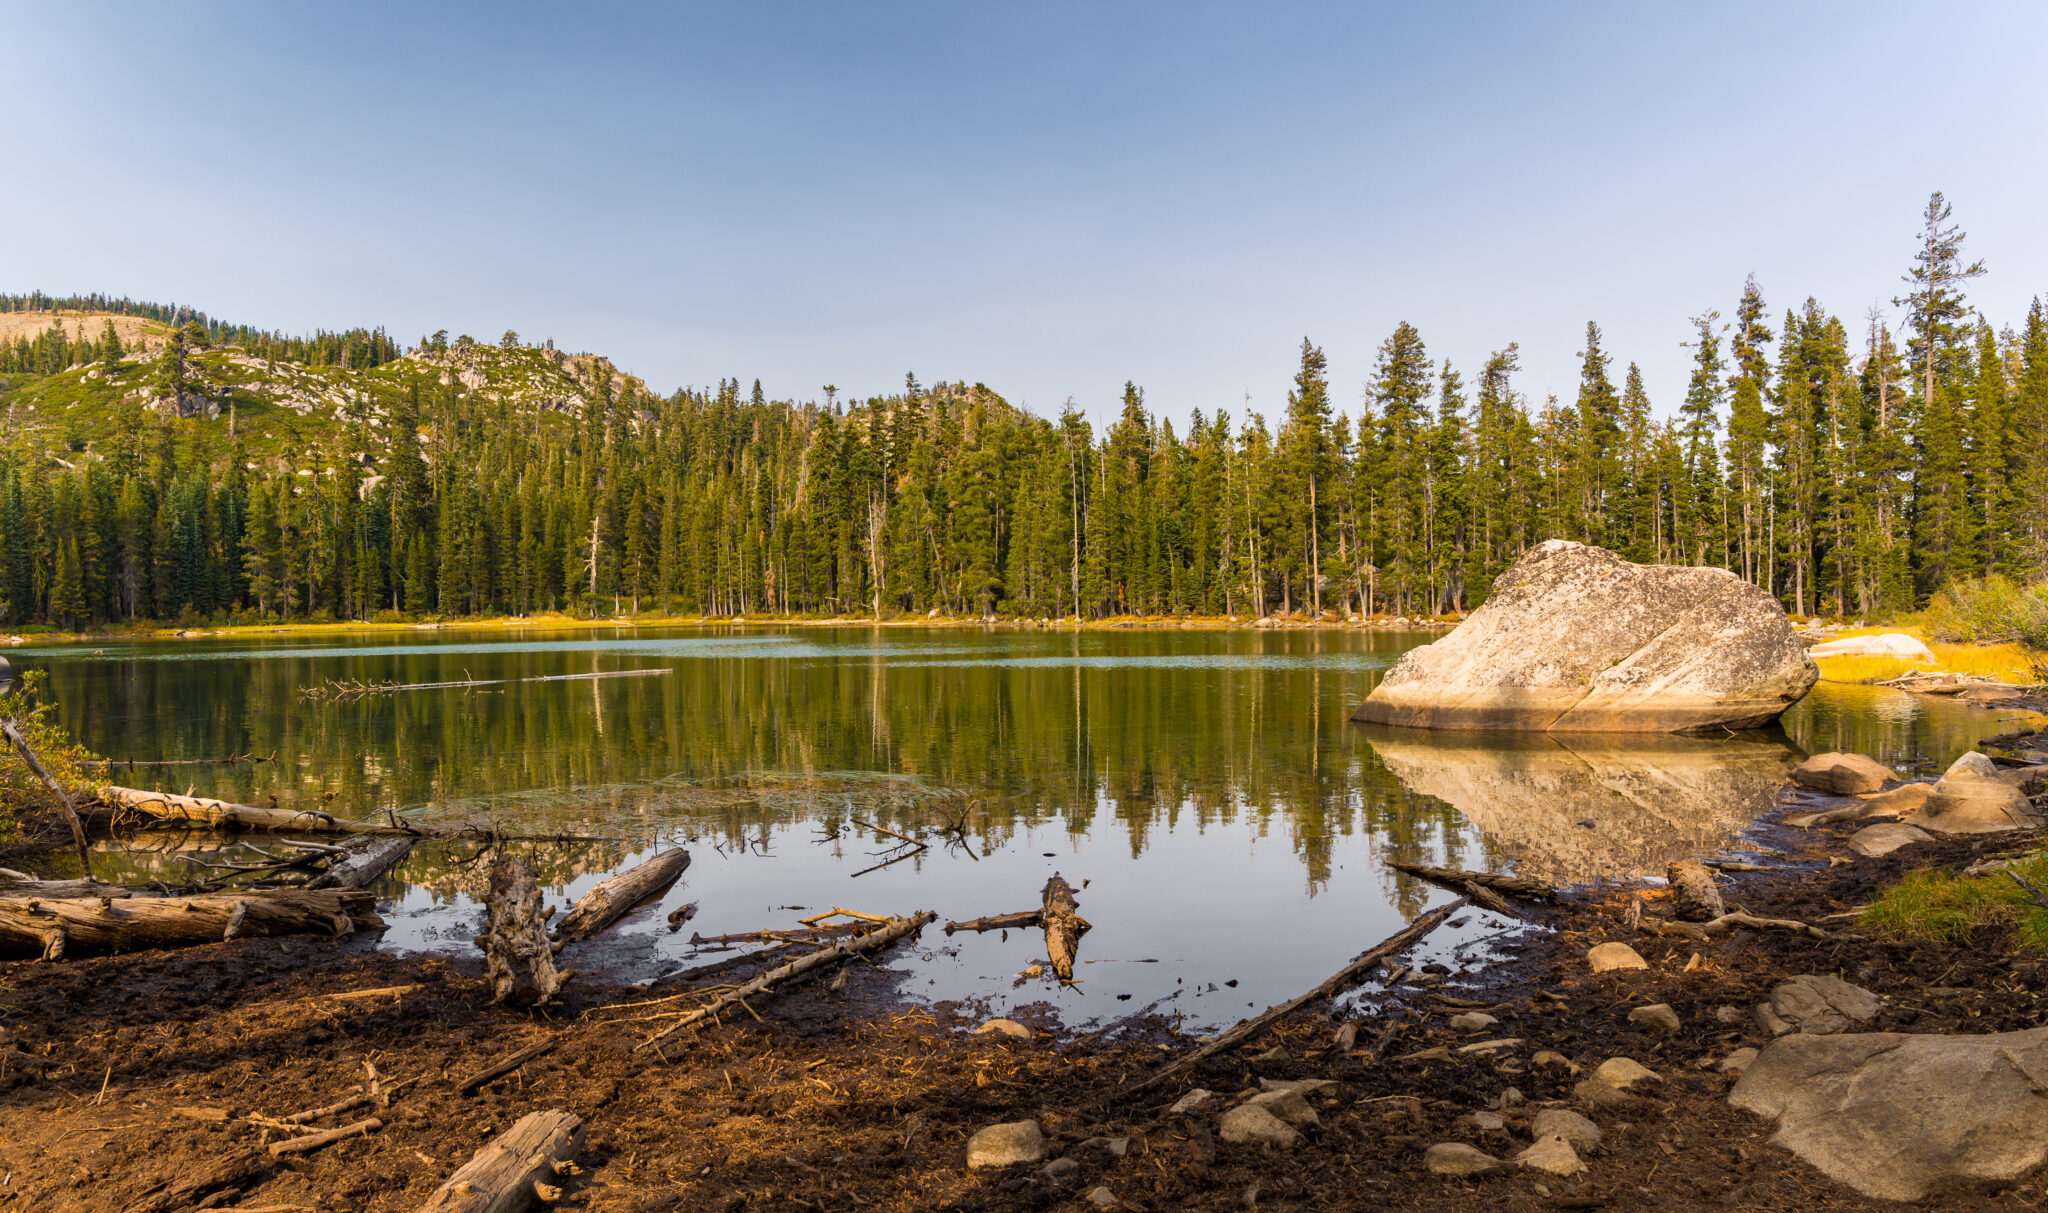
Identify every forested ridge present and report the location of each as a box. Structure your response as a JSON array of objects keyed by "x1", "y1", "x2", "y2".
[{"x1": 2, "y1": 193, "x2": 2044, "y2": 630}]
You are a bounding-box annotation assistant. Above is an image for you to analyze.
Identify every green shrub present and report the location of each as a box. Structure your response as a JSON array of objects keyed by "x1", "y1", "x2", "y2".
[
  {"x1": 0, "y1": 669, "x2": 101, "y2": 845},
  {"x1": 1925, "y1": 575, "x2": 2048, "y2": 649}
]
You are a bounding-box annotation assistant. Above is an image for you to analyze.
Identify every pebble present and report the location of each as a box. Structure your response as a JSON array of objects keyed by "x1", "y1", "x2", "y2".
[
  {"x1": 1717, "y1": 1047, "x2": 1760, "y2": 1074},
  {"x1": 1258, "y1": 1077, "x2": 1339, "y2": 1098},
  {"x1": 1333, "y1": 1021, "x2": 1359, "y2": 1051},
  {"x1": 1457, "y1": 1038, "x2": 1522, "y2": 1055},
  {"x1": 1217, "y1": 1102, "x2": 1302, "y2": 1148},
  {"x1": 1586, "y1": 942, "x2": 1649, "y2": 972},
  {"x1": 1087, "y1": 1188, "x2": 1120, "y2": 1209},
  {"x1": 1423, "y1": 1142, "x2": 1504, "y2": 1176},
  {"x1": 1042, "y1": 1157, "x2": 1079, "y2": 1181},
  {"x1": 966, "y1": 1120, "x2": 1046, "y2": 1169},
  {"x1": 1590, "y1": 1057, "x2": 1660, "y2": 1090},
  {"x1": 1082, "y1": 1136, "x2": 1130, "y2": 1158},
  {"x1": 1531, "y1": 1051, "x2": 1579, "y2": 1073},
  {"x1": 1713, "y1": 1004, "x2": 1747, "y2": 1025},
  {"x1": 1530, "y1": 1109, "x2": 1602, "y2": 1149},
  {"x1": 1463, "y1": 1111, "x2": 1507, "y2": 1131},
  {"x1": 1254, "y1": 1045, "x2": 1290, "y2": 1063},
  {"x1": 1449, "y1": 1011, "x2": 1499, "y2": 1032},
  {"x1": 1169, "y1": 1089, "x2": 1217, "y2": 1116},
  {"x1": 1516, "y1": 1134, "x2": 1587, "y2": 1176},
  {"x1": 973, "y1": 1018, "x2": 1033, "y2": 1039},
  {"x1": 1628, "y1": 1003, "x2": 1681, "y2": 1033}
]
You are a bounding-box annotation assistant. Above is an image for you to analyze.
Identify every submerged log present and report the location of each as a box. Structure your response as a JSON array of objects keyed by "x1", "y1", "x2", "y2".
[
  {"x1": 1041, "y1": 875, "x2": 1090, "y2": 983},
  {"x1": 636, "y1": 911, "x2": 936, "y2": 1051},
  {"x1": 0, "y1": 877, "x2": 161, "y2": 900},
  {"x1": 100, "y1": 785, "x2": 412, "y2": 835},
  {"x1": 418, "y1": 1110, "x2": 585, "y2": 1213},
  {"x1": 0, "y1": 889, "x2": 380, "y2": 959},
  {"x1": 309, "y1": 836, "x2": 415, "y2": 890},
  {"x1": 1386, "y1": 861, "x2": 1556, "y2": 901},
  {"x1": 1128, "y1": 897, "x2": 1468, "y2": 1095},
  {"x1": 479, "y1": 857, "x2": 571, "y2": 1006},
  {"x1": 943, "y1": 909, "x2": 1042, "y2": 934},
  {"x1": 551, "y1": 848, "x2": 690, "y2": 945}
]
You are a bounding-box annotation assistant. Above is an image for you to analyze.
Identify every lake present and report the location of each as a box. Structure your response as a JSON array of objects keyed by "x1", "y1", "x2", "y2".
[{"x1": 8, "y1": 625, "x2": 2039, "y2": 1029}]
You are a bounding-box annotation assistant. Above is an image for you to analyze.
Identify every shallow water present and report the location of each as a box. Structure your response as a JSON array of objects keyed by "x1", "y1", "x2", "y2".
[{"x1": 11, "y1": 626, "x2": 2041, "y2": 1028}]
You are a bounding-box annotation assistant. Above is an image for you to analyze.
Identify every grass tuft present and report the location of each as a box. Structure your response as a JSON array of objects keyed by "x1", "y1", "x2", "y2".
[{"x1": 1863, "y1": 850, "x2": 2048, "y2": 952}]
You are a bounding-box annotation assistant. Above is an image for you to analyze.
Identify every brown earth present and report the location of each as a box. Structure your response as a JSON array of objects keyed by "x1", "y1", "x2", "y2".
[
  {"x1": 0, "y1": 311, "x2": 167, "y2": 352},
  {"x1": 0, "y1": 799, "x2": 2043, "y2": 1212}
]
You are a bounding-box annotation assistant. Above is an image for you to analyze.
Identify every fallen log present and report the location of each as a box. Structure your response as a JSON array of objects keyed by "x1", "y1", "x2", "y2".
[
  {"x1": 943, "y1": 909, "x2": 1041, "y2": 934},
  {"x1": 479, "y1": 857, "x2": 571, "y2": 1006},
  {"x1": 1387, "y1": 861, "x2": 1555, "y2": 901},
  {"x1": 3, "y1": 719, "x2": 93, "y2": 879},
  {"x1": 417, "y1": 1109, "x2": 585, "y2": 1213},
  {"x1": 686, "y1": 923, "x2": 859, "y2": 947},
  {"x1": 309, "y1": 836, "x2": 415, "y2": 890},
  {"x1": 459, "y1": 1037, "x2": 559, "y2": 1096},
  {"x1": 1666, "y1": 859, "x2": 1726, "y2": 921},
  {"x1": 100, "y1": 785, "x2": 413, "y2": 835},
  {"x1": 1041, "y1": 875, "x2": 1090, "y2": 983},
  {"x1": 550, "y1": 848, "x2": 690, "y2": 945},
  {"x1": 0, "y1": 889, "x2": 380, "y2": 959},
  {"x1": 267, "y1": 1116, "x2": 380, "y2": 1157},
  {"x1": 1127, "y1": 897, "x2": 1468, "y2": 1096},
  {"x1": 635, "y1": 911, "x2": 936, "y2": 1051},
  {"x1": 128, "y1": 1147, "x2": 267, "y2": 1213},
  {"x1": 0, "y1": 877, "x2": 161, "y2": 900},
  {"x1": 1636, "y1": 910, "x2": 1829, "y2": 942}
]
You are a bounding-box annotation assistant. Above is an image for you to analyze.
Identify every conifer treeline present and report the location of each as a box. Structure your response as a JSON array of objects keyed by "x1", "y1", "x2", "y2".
[{"x1": 2, "y1": 193, "x2": 2044, "y2": 629}]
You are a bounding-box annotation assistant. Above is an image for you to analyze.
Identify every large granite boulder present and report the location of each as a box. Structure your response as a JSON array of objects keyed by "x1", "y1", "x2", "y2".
[
  {"x1": 1903, "y1": 751, "x2": 2040, "y2": 833},
  {"x1": 1730, "y1": 1027, "x2": 2048, "y2": 1201},
  {"x1": 1352, "y1": 541, "x2": 1817, "y2": 732}
]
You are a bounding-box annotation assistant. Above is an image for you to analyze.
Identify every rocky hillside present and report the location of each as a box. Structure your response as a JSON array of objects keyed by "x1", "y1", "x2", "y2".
[{"x1": 0, "y1": 316, "x2": 649, "y2": 464}]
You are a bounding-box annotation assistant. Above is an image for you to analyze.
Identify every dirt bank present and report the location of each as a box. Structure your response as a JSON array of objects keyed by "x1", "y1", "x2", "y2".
[{"x1": 1, "y1": 795, "x2": 2043, "y2": 1212}]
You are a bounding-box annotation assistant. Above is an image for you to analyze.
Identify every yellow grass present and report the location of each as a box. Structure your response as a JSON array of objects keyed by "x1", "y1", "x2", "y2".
[{"x1": 1813, "y1": 629, "x2": 2043, "y2": 685}]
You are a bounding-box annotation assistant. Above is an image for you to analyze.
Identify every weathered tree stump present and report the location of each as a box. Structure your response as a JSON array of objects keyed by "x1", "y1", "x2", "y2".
[
  {"x1": 417, "y1": 1109, "x2": 584, "y2": 1212},
  {"x1": 479, "y1": 857, "x2": 571, "y2": 1006},
  {"x1": 550, "y1": 848, "x2": 689, "y2": 945},
  {"x1": 1041, "y1": 875, "x2": 1090, "y2": 983},
  {"x1": 1666, "y1": 859, "x2": 1726, "y2": 922}
]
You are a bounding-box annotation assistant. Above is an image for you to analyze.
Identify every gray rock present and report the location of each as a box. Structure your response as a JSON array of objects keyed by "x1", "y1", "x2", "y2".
[
  {"x1": 1350, "y1": 540, "x2": 1817, "y2": 731},
  {"x1": 1730, "y1": 1026, "x2": 2048, "y2": 1201},
  {"x1": 1042, "y1": 1156, "x2": 1080, "y2": 1181},
  {"x1": 1516, "y1": 1134, "x2": 1587, "y2": 1176},
  {"x1": 966, "y1": 1119, "x2": 1045, "y2": 1169},
  {"x1": 1587, "y1": 942, "x2": 1648, "y2": 972},
  {"x1": 973, "y1": 1017, "x2": 1034, "y2": 1039},
  {"x1": 1081, "y1": 1135, "x2": 1129, "y2": 1158},
  {"x1": 1531, "y1": 1050, "x2": 1579, "y2": 1073},
  {"x1": 1847, "y1": 821, "x2": 1932, "y2": 857},
  {"x1": 1754, "y1": 975, "x2": 1879, "y2": 1037},
  {"x1": 1217, "y1": 1102, "x2": 1301, "y2": 1148},
  {"x1": 1423, "y1": 1142, "x2": 1505, "y2": 1176},
  {"x1": 1168, "y1": 1088, "x2": 1217, "y2": 1116},
  {"x1": 1530, "y1": 1109, "x2": 1602, "y2": 1150},
  {"x1": 1858, "y1": 782, "x2": 1934, "y2": 819},
  {"x1": 1628, "y1": 1003, "x2": 1681, "y2": 1033},
  {"x1": 1790, "y1": 751, "x2": 1897, "y2": 794},
  {"x1": 1253, "y1": 1044, "x2": 1290, "y2": 1063},
  {"x1": 1713, "y1": 1004, "x2": 1748, "y2": 1025},
  {"x1": 1449, "y1": 1011, "x2": 1499, "y2": 1031},
  {"x1": 1243, "y1": 1088, "x2": 1319, "y2": 1127},
  {"x1": 1717, "y1": 1047, "x2": 1760, "y2": 1074},
  {"x1": 1258, "y1": 1077, "x2": 1339, "y2": 1098},
  {"x1": 1905, "y1": 751, "x2": 2040, "y2": 833},
  {"x1": 1086, "y1": 1187, "x2": 1119, "y2": 1209},
  {"x1": 1332, "y1": 1021, "x2": 1359, "y2": 1051},
  {"x1": 1588, "y1": 1057, "x2": 1661, "y2": 1090},
  {"x1": 1462, "y1": 1111, "x2": 1507, "y2": 1131}
]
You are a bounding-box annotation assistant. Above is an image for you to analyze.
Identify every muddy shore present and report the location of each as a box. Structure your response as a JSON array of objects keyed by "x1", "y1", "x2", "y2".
[{"x1": 1, "y1": 780, "x2": 2044, "y2": 1212}]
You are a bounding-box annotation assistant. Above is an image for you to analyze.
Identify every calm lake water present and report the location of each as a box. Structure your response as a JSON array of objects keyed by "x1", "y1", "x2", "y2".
[{"x1": 9, "y1": 625, "x2": 2041, "y2": 1029}]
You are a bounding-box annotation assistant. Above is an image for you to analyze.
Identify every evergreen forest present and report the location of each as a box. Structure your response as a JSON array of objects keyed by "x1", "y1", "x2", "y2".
[{"x1": 2, "y1": 193, "x2": 2044, "y2": 630}]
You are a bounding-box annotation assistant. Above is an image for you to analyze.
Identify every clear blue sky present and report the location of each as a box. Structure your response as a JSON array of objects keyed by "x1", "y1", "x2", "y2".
[{"x1": 6, "y1": 3, "x2": 2045, "y2": 427}]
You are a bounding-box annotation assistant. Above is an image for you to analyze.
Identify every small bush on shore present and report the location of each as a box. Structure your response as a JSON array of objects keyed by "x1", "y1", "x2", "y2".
[
  {"x1": 0, "y1": 670, "x2": 100, "y2": 844},
  {"x1": 1925, "y1": 575, "x2": 2048, "y2": 649},
  {"x1": 1864, "y1": 850, "x2": 2048, "y2": 953}
]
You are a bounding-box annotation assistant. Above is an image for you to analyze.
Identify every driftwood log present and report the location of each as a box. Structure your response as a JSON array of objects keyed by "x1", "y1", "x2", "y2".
[
  {"x1": 551, "y1": 848, "x2": 689, "y2": 945},
  {"x1": 944, "y1": 909, "x2": 1041, "y2": 934},
  {"x1": 636, "y1": 911, "x2": 936, "y2": 1051},
  {"x1": 100, "y1": 785, "x2": 413, "y2": 835},
  {"x1": 479, "y1": 857, "x2": 571, "y2": 1006},
  {"x1": 418, "y1": 1110, "x2": 585, "y2": 1213},
  {"x1": 1040, "y1": 875, "x2": 1090, "y2": 982},
  {"x1": 1386, "y1": 861, "x2": 1555, "y2": 901},
  {"x1": 0, "y1": 877, "x2": 159, "y2": 900},
  {"x1": 459, "y1": 1037, "x2": 559, "y2": 1095},
  {"x1": 0, "y1": 889, "x2": 380, "y2": 960},
  {"x1": 309, "y1": 836, "x2": 415, "y2": 890},
  {"x1": 1666, "y1": 859, "x2": 1726, "y2": 921},
  {"x1": 1637, "y1": 910, "x2": 1830, "y2": 942},
  {"x1": 1129, "y1": 897, "x2": 1468, "y2": 1095}
]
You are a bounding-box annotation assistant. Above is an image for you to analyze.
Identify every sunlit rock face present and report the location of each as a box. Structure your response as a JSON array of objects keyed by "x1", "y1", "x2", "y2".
[
  {"x1": 1363, "y1": 728, "x2": 1799, "y2": 884},
  {"x1": 1352, "y1": 541, "x2": 1818, "y2": 732}
]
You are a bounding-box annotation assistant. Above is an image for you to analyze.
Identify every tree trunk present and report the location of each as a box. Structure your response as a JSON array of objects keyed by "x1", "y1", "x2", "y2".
[
  {"x1": 1040, "y1": 875, "x2": 1090, "y2": 983},
  {"x1": 550, "y1": 848, "x2": 689, "y2": 945},
  {"x1": 0, "y1": 889, "x2": 380, "y2": 959},
  {"x1": 479, "y1": 857, "x2": 570, "y2": 1006},
  {"x1": 417, "y1": 1110, "x2": 585, "y2": 1213},
  {"x1": 100, "y1": 785, "x2": 413, "y2": 835}
]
